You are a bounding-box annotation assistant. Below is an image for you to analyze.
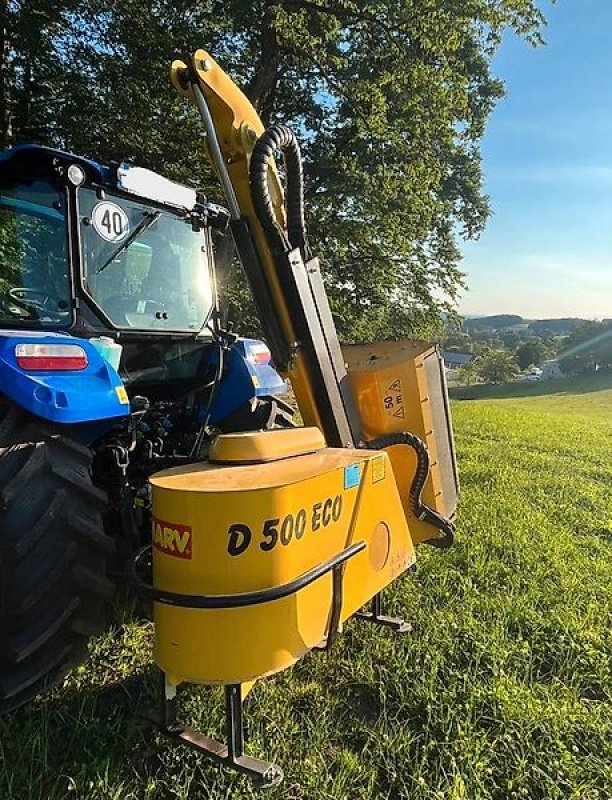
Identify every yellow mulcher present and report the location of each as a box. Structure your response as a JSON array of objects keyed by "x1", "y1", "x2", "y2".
[{"x1": 131, "y1": 49, "x2": 459, "y2": 788}]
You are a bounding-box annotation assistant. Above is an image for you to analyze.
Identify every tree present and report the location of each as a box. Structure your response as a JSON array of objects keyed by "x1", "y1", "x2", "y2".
[
  {"x1": 456, "y1": 359, "x2": 480, "y2": 386},
  {"x1": 0, "y1": 1, "x2": 546, "y2": 341},
  {"x1": 559, "y1": 321, "x2": 612, "y2": 375},
  {"x1": 478, "y1": 349, "x2": 517, "y2": 384},
  {"x1": 516, "y1": 339, "x2": 549, "y2": 370},
  {"x1": 443, "y1": 332, "x2": 473, "y2": 351},
  {"x1": 500, "y1": 329, "x2": 524, "y2": 350}
]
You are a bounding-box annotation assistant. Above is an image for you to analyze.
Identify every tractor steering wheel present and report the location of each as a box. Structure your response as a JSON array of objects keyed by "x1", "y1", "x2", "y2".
[{"x1": 7, "y1": 288, "x2": 67, "y2": 321}]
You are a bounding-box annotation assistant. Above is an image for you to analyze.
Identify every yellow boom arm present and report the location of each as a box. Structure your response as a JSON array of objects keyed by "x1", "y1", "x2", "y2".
[{"x1": 171, "y1": 50, "x2": 335, "y2": 439}]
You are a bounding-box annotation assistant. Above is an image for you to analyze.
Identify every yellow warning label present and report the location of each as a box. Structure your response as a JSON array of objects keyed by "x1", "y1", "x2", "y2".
[
  {"x1": 115, "y1": 385, "x2": 129, "y2": 404},
  {"x1": 371, "y1": 455, "x2": 386, "y2": 484},
  {"x1": 382, "y1": 378, "x2": 404, "y2": 418},
  {"x1": 252, "y1": 375, "x2": 261, "y2": 388}
]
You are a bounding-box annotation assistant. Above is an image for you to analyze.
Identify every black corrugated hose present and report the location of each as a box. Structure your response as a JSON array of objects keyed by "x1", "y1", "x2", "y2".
[
  {"x1": 367, "y1": 433, "x2": 455, "y2": 549},
  {"x1": 249, "y1": 124, "x2": 312, "y2": 262},
  {"x1": 190, "y1": 339, "x2": 225, "y2": 457},
  {"x1": 249, "y1": 128, "x2": 453, "y2": 548}
]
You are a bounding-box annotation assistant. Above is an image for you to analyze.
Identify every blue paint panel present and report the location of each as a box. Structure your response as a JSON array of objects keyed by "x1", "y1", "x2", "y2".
[
  {"x1": 208, "y1": 338, "x2": 288, "y2": 424},
  {"x1": 0, "y1": 332, "x2": 130, "y2": 424},
  {"x1": 0, "y1": 144, "x2": 109, "y2": 183},
  {"x1": 239, "y1": 339, "x2": 288, "y2": 398},
  {"x1": 344, "y1": 463, "x2": 361, "y2": 490}
]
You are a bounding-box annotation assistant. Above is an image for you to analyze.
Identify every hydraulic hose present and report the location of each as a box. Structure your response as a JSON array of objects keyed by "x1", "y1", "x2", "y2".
[
  {"x1": 249, "y1": 124, "x2": 312, "y2": 262},
  {"x1": 190, "y1": 339, "x2": 225, "y2": 457},
  {"x1": 367, "y1": 433, "x2": 455, "y2": 549}
]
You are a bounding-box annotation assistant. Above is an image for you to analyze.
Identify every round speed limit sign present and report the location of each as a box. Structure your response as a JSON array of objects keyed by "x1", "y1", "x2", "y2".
[{"x1": 92, "y1": 201, "x2": 130, "y2": 242}]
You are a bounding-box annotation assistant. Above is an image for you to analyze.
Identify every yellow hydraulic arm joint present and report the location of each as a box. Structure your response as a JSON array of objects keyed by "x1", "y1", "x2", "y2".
[{"x1": 170, "y1": 50, "x2": 325, "y2": 436}]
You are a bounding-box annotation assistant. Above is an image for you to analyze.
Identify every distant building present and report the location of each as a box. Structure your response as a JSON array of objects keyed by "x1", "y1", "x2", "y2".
[
  {"x1": 519, "y1": 367, "x2": 543, "y2": 382},
  {"x1": 442, "y1": 351, "x2": 474, "y2": 372},
  {"x1": 541, "y1": 359, "x2": 564, "y2": 379}
]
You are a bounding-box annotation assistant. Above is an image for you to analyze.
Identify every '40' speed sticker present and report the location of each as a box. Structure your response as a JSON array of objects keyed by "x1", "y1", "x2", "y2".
[{"x1": 92, "y1": 201, "x2": 130, "y2": 242}]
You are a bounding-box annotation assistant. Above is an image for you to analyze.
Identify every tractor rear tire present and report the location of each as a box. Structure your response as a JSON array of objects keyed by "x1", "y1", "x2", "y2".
[
  {"x1": 217, "y1": 394, "x2": 295, "y2": 433},
  {"x1": 0, "y1": 403, "x2": 113, "y2": 714}
]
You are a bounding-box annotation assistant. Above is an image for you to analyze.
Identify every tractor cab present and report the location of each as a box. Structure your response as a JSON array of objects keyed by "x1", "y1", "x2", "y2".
[
  {"x1": 0, "y1": 145, "x2": 220, "y2": 334},
  {"x1": 0, "y1": 145, "x2": 286, "y2": 411}
]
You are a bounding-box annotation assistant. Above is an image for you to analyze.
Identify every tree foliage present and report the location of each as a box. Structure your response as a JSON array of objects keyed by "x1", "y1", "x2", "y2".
[
  {"x1": 559, "y1": 320, "x2": 612, "y2": 375},
  {"x1": 1, "y1": 0, "x2": 545, "y2": 341},
  {"x1": 478, "y1": 349, "x2": 517, "y2": 384},
  {"x1": 516, "y1": 339, "x2": 549, "y2": 370}
]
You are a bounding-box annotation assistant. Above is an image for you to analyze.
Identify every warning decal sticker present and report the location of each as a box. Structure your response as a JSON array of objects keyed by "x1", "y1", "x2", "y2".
[
  {"x1": 382, "y1": 378, "x2": 405, "y2": 418},
  {"x1": 371, "y1": 455, "x2": 386, "y2": 484},
  {"x1": 115, "y1": 385, "x2": 129, "y2": 404},
  {"x1": 344, "y1": 463, "x2": 361, "y2": 489}
]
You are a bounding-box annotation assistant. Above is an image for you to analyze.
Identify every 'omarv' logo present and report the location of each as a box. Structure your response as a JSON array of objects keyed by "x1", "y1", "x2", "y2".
[{"x1": 152, "y1": 517, "x2": 192, "y2": 559}]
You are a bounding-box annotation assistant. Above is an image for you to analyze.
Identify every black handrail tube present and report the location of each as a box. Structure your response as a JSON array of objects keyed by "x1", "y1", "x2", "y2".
[{"x1": 130, "y1": 541, "x2": 366, "y2": 609}]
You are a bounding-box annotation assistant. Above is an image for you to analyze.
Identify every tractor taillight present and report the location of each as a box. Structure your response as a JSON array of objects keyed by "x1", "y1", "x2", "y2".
[
  {"x1": 247, "y1": 344, "x2": 271, "y2": 365},
  {"x1": 15, "y1": 343, "x2": 88, "y2": 371}
]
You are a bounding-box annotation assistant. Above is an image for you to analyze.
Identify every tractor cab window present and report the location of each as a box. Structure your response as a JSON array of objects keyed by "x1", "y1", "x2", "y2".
[
  {"x1": 0, "y1": 178, "x2": 71, "y2": 326},
  {"x1": 80, "y1": 188, "x2": 214, "y2": 333}
]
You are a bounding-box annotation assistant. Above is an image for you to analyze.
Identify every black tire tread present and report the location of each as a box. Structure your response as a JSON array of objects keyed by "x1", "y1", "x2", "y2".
[
  {"x1": 0, "y1": 405, "x2": 113, "y2": 714},
  {"x1": 217, "y1": 394, "x2": 296, "y2": 433}
]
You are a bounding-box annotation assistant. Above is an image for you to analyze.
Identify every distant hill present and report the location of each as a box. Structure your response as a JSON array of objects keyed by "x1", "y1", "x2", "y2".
[
  {"x1": 463, "y1": 315, "x2": 588, "y2": 336},
  {"x1": 527, "y1": 318, "x2": 586, "y2": 335},
  {"x1": 464, "y1": 314, "x2": 524, "y2": 331}
]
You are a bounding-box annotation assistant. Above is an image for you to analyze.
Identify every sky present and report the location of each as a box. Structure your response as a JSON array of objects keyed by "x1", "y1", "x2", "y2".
[{"x1": 459, "y1": 0, "x2": 612, "y2": 320}]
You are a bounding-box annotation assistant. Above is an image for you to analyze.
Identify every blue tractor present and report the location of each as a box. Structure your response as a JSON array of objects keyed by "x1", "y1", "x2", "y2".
[{"x1": 0, "y1": 144, "x2": 293, "y2": 712}]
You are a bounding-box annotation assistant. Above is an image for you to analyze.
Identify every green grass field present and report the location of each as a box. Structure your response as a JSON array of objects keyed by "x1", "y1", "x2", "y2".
[{"x1": 1, "y1": 376, "x2": 611, "y2": 799}]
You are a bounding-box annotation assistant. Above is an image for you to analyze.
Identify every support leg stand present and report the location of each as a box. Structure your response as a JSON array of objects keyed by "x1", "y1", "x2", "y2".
[
  {"x1": 356, "y1": 592, "x2": 412, "y2": 634},
  {"x1": 157, "y1": 673, "x2": 283, "y2": 789}
]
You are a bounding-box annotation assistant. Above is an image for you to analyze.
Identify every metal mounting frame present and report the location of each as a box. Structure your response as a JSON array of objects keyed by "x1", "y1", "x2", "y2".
[
  {"x1": 158, "y1": 676, "x2": 283, "y2": 789},
  {"x1": 356, "y1": 591, "x2": 412, "y2": 634},
  {"x1": 142, "y1": 542, "x2": 368, "y2": 787}
]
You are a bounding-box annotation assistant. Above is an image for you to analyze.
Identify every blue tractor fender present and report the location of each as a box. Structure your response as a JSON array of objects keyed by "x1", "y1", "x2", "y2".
[
  {"x1": 0, "y1": 331, "x2": 130, "y2": 426},
  {"x1": 208, "y1": 338, "x2": 288, "y2": 425}
]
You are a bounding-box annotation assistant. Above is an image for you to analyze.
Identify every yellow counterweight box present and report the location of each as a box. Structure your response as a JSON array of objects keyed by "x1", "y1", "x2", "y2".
[{"x1": 149, "y1": 428, "x2": 416, "y2": 687}]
